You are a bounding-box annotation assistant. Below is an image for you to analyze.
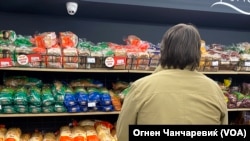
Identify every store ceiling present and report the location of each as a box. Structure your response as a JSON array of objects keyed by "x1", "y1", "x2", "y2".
[{"x1": 0, "y1": 0, "x2": 250, "y2": 31}]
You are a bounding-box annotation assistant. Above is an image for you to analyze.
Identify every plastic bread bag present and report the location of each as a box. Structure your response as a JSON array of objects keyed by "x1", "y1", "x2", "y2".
[
  {"x1": 0, "y1": 30, "x2": 16, "y2": 42},
  {"x1": 42, "y1": 105, "x2": 54, "y2": 113},
  {"x1": 83, "y1": 125, "x2": 99, "y2": 141},
  {"x1": 70, "y1": 78, "x2": 97, "y2": 88},
  {"x1": 54, "y1": 104, "x2": 67, "y2": 113},
  {"x1": 78, "y1": 119, "x2": 96, "y2": 127},
  {"x1": 0, "y1": 126, "x2": 7, "y2": 141},
  {"x1": 0, "y1": 44, "x2": 15, "y2": 67},
  {"x1": 0, "y1": 86, "x2": 15, "y2": 105},
  {"x1": 14, "y1": 35, "x2": 33, "y2": 47},
  {"x1": 112, "y1": 81, "x2": 129, "y2": 93},
  {"x1": 13, "y1": 86, "x2": 28, "y2": 105},
  {"x1": 46, "y1": 47, "x2": 62, "y2": 68},
  {"x1": 89, "y1": 46, "x2": 104, "y2": 68},
  {"x1": 74, "y1": 86, "x2": 88, "y2": 106},
  {"x1": 28, "y1": 86, "x2": 42, "y2": 106},
  {"x1": 64, "y1": 86, "x2": 77, "y2": 107},
  {"x1": 28, "y1": 105, "x2": 42, "y2": 113},
  {"x1": 20, "y1": 133, "x2": 31, "y2": 141},
  {"x1": 94, "y1": 121, "x2": 116, "y2": 141},
  {"x1": 71, "y1": 126, "x2": 86, "y2": 141},
  {"x1": 97, "y1": 42, "x2": 114, "y2": 57},
  {"x1": 3, "y1": 76, "x2": 28, "y2": 87},
  {"x1": 51, "y1": 80, "x2": 66, "y2": 105},
  {"x1": 97, "y1": 105, "x2": 114, "y2": 112},
  {"x1": 108, "y1": 90, "x2": 122, "y2": 111},
  {"x1": 87, "y1": 87, "x2": 101, "y2": 104},
  {"x1": 59, "y1": 31, "x2": 78, "y2": 48},
  {"x1": 59, "y1": 126, "x2": 72, "y2": 141},
  {"x1": 77, "y1": 38, "x2": 92, "y2": 57},
  {"x1": 67, "y1": 105, "x2": 81, "y2": 113},
  {"x1": 5, "y1": 127, "x2": 21, "y2": 141},
  {"x1": 2, "y1": 105, "x2": 16, "y2": 114},
  {"x1": 43, "y1": 132, "x2": 56, "y2": 141},
  {"x1": 25, "y1": 77, "x2": 43, "y2": 88},
  {"x1": 41, "y1": 84, "x2": 55, "y2": 106},
  {"x1": 14, "y1": 105, "x2": 28, "y2": 113},
  {"x1": 33, "y1": 32, "x2": 58, "y2": 48},
  {"x1": 99, "y1": 88, "x2": 112, "y2": 106},
  {"x1": 62, "y1": 47, "x2": 78, "y2": 69},
  {"x1": 29, "y1": 131, "x2": 43, "y2": 141}
]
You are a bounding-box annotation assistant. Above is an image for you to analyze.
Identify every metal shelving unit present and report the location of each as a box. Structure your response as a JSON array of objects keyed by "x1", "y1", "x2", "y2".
[{"x1": 0, "y1": 67, "x2": 250, "y2": 117}]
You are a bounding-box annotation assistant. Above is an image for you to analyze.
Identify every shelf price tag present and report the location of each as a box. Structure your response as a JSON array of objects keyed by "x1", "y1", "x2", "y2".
[
  {"x1": 114, "y1": 56, "x2": 126, "y2": 65},
  {"x1": 87, "y1": 57, "x2": 96, "y2": 64},
  {"x1": 212, "y1": 61, "x2": 219, "y2": 66},
  {"x1": 0, "y1": 58, "x2": 12, "y2": 67},
  {"x1": 29, "y1": 54, "x2": 42, "y2": 62},
  {"x1": 244, "y1": 61, "x2": 250, "y2": 66},
  {"x1": 88, "y1": 101, "x2": 96, "y2": 107}
]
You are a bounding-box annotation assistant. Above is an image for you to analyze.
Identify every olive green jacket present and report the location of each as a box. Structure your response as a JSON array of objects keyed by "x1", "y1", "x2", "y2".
[{"x1": 116, "y1": 66, "x2": 228, "y2": 141}]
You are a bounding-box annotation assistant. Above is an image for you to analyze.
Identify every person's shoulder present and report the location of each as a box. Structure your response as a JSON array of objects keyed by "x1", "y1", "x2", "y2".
[
  {"x1": 200, "y1": 74, "x2": 222, "y2": 88},
  {"x1": 132, "y1": 72, "x2": 157, "y2": 86}
]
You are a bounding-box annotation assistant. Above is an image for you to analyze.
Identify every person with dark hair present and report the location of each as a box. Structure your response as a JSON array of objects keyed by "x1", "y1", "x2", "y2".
[{"x1": 116, "y1": 23, "x2": 228, "y2": 141}]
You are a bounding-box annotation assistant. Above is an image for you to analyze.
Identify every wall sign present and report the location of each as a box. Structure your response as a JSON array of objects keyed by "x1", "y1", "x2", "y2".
[{"x1": 211, "y1": 0, "x2": 250, "y2": 15}]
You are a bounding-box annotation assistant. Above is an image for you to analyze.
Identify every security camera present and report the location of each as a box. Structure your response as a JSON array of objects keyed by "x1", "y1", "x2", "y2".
[{"x1": 66, "y1": 2, "x2": 78, "y2": 15}]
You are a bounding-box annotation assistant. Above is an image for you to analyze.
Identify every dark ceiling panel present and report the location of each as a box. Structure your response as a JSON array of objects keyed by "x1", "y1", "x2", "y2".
[{"x1": 0, "y1": 0, "x2": 249, "y2": 31}]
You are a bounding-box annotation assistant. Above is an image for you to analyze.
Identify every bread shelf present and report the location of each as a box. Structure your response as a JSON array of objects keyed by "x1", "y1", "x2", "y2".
[
  {"x1": 0, "y1": 67, "x2": 250, "y2": 118},
  {"x1": 227, "y1": 108, "x2": 250, "y2": 112},
  {"x1": 0, "y1": 111, "x2": 120, "y2": 117},
  {"x1": 0, "y1": 67, "x2": 250, "y2": 74},
  {"x1": 1, "y1": 109, "x2": 250, "y2": 117},
  {"x1": 0, "y1": 67, "x2": 129, "y2": 73}
]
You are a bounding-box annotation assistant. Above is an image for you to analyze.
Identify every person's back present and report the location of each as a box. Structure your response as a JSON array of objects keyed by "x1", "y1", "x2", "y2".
[
  {"x1": 132, "y1": 68, "x2": 227, "y2": 125},
  {"x1": 116, "y1": 23, "x2": 228, "y2": 141}
]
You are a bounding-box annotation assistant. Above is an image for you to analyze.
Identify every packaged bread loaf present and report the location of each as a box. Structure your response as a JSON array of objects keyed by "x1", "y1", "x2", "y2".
[
  {"x1": 59, "y1": 126, "x2": 72, "y2": 141},
  {"x1": 59, "y1": 31, "x2": 78, "y2": 48},
  {"x1": 46, "y1": 47, "x2": 62, "y2": 68},
  {"x1": 95, "y1": 121, "x2": 116, "y2": 141},
  {"x1": 71, "y1": 126, "x2": 86, "y2": 141},
  {"x1": 20, "y1": 133, "x2": 31, "y2": 141},
  {"x1": 82, "y1": 126, "x2": 99, "y2": 141},
  {"x1": 0, "y1": 126, "x2": 7, "y2": 141},
  {"x1": 29, "y1": 131, "x2": 43, "y2": 141},
  {"x1": 78, "y1": 119, "x2": 95, "y2": 127},
  {"x1": 62, "y1": 48, "x2": 78, "y2": 69},
  {"x1": 5, "y1": 127, "x2": 21, "y2": 141},
  {"x1": 109, "y1": 90, "x2": 122, "y2": 111},
  {"x1": 43, "y1": 132, "x2": 56, "y2": 141}
]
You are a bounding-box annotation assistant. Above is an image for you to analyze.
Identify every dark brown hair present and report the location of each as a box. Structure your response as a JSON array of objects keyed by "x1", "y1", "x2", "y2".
[{"x1": 160, "y1": 23, "x2": 201, "y2": 70}]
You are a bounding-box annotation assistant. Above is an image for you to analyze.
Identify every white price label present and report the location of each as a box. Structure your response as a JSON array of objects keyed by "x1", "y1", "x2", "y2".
[
  {"x1": 212, "y1": 61, "x2": 219, "y2": 66},
  {"x1": 87, "y1": 57, "x2": 95, "y2": 63},
  {"x1": 117, "y1": 59, "x2": 125, "y2": 65},
  {"x1": 244, "y1": 61, "x2": 250, "y2": 66},
  {"x1": 88, "y1": 102, "x2": 96, "y2": 107},
  {"x1": 0, "y1": 62, "x2": 10, "y2": 67},
  {"x1": 31, "y1": 57, "x2": 40, "y2": 62}
]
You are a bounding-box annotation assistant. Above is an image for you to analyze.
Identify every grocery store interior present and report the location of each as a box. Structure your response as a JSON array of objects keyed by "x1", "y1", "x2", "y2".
[{"x1": 0, "y1": 0, "x2": 250, "y2": 140}]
